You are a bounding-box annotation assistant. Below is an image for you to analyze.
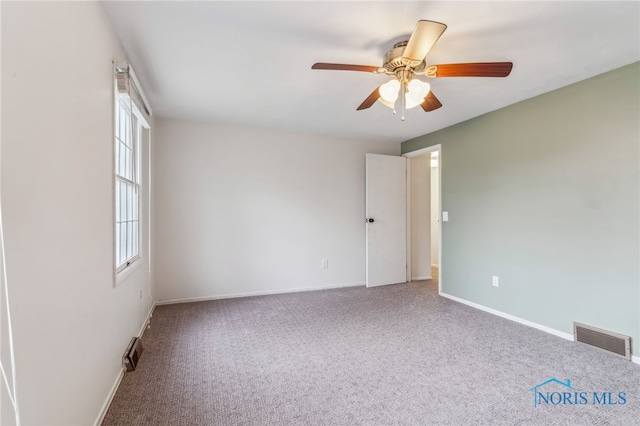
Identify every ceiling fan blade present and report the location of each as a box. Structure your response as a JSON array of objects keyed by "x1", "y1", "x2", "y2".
[
  {"x1": 357, "y1": 86, "x2": 382, "y2": 110},
  {"x1": 426, "y1": 62, "x2": 513, "y2": 78},
  {"x1": 420, "y1": 91, "x2": 442, "y2": 112},
  {"x1": 312, "y1": 63, "x2": 379, "y2": 73},
  {"x1": 402, "y1": 20, "x2": 447, "y2": 63}
]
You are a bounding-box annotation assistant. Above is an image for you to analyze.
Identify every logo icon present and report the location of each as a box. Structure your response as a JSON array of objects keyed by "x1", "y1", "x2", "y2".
[
  {"x1": 529, "y1": 378, "x2": 576, "y2": 408},
  {"x1": 528, "y1": 378, "x2": 627, "y2": 408}
]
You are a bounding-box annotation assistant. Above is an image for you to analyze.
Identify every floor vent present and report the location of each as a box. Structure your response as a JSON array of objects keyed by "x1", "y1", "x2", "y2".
[
  {"x1": 574, "y1": 322, "x2": 631, "y2": 360},
  {"x1": 123, "y1": 337, "x2": 144, "y2": 372}
]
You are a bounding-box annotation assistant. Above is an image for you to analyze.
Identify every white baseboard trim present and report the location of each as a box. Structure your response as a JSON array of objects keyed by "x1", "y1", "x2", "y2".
[
  {"x1": 411, "y1": 275, "x2": 432, "y2": 281},
  {"x1": 440, "y1": 293, "x2": 640, "y2": 365},
  {"x1": 94, "y1": 367, "x2": 124, "y2": 426},
  {"x1": 439, "y1": 292, "x2": 575, "y2": 342},
  {"x1": 94, "y1": 303, "x2": 155, "y2": 426},
  {"x1": 156, "y1": 282, "x2": 366, "y2": 306},
  {"x1": 137, "y1": 303, "x2": 156, "y2": 339}
]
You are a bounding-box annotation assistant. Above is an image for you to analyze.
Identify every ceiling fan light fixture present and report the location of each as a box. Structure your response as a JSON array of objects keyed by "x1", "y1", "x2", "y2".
[
  {"x1": 379, "y1": 79, "x2": 401, "y2": 103},
  {"x1": 408, "y1": 79, "x2": 430, "y2": 98},
  {"x1": 405, "y1": 79, "x2": 431, "y2": 109}
]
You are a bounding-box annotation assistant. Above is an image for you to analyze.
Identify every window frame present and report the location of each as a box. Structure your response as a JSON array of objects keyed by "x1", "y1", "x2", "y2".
[{"x1": 113, "y1": 80, "x2": 150, "y2": 281}]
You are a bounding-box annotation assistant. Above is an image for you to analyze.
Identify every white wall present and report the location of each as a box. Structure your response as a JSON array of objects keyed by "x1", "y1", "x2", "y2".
[
  {"x1": 1, "y1": 153, "x2": 18, "y2": 426},
  {"x1": 430, "y1": 162, "x2": 439, "y2": 266},
  {"x1": 1, "y1": 48, "x2": 19, "y2": 422},
  {"x1": 153, "y1": 118, "x2": 400, "y2": 302},
  {"x1": 409, "y1": 155, "x2": 431, "y2": 280},
  {"x1": 1, "y1": 2, "x2": 153, "y2": 424}
]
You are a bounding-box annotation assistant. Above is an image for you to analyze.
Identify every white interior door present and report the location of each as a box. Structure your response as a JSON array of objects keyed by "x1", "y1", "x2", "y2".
[{"x1": 366, "y1": 153, "x2": 407, "y2": 287}]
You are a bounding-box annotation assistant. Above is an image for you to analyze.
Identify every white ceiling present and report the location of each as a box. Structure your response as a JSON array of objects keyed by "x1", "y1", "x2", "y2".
[{"x1": 102, "y1": 1, "x2": 639, "y2": 144}]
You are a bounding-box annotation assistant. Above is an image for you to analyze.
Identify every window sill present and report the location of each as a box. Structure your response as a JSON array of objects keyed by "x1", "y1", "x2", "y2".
[{"x1": 115, "y1": 258, "x2": 142, "y2": 287}]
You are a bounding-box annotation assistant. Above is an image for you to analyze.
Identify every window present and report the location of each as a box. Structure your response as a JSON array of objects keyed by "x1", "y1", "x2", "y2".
[
  {"x1": 114, "y1": 63, "x2": 151, "y2": 276},
  {"x1": 115, "y1": 96, "x2": 140, "y2": 272}
]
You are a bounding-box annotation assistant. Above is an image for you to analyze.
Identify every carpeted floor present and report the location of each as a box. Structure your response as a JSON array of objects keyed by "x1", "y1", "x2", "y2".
[{"x1": 102, "y1": 279, "x2": 640, "y2": 425}]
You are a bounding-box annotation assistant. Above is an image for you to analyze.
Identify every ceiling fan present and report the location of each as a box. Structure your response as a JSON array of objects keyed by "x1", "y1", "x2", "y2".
[{"x1": 312, "y1": 20, "x2": 513, "y2": 120}]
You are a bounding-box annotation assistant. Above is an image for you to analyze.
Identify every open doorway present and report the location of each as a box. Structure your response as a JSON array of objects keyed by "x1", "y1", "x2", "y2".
[
  {"x1": 405, "y1": 145, "x2": 441, "y2": 292},
  {"x1": 430, "y1": 150, "x2": 440, "y2": 283}
]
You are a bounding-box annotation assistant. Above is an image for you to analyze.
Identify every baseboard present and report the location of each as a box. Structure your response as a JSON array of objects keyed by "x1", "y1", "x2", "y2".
[
  {"x1": 94, "y1": 367, "x2": 124, "y2": 426},
  {"x1": 440, "y1": 293, "x2": 640, "y2": 365},
  {"x1": 137, "y1": 303, "x2": 156, "y2": 339},
  {"x1": 94, "y1": 303, "x2": 155, "y2": 426},
  {"x1": 411, "y1": 275, "x2": 432, "y2": 281},
  {"x1": 439, "y1": 292, "x2": 574, "y2": 341},
  {"x1": 156, "y1": 282, "x2": 366, "y2": 306}
]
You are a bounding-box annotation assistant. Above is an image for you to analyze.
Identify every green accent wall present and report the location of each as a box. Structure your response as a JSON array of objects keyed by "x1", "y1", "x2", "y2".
[{"x1": 402, "y1": 62, "x2": 640, "y2": 354}]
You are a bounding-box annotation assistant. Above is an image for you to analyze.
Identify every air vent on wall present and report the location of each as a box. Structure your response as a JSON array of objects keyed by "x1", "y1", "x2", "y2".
[
  {"x1": 574, "y1": 322, "x2": 631, "y2": 360},
  {"x1": 123, "y1": 337, "x2": 144, "y2": 371}
]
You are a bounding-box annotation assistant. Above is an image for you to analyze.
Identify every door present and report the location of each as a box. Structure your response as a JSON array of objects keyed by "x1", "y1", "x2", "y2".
[{"x1": 365, "y1": 153, "x2": 407, "y2": 287}]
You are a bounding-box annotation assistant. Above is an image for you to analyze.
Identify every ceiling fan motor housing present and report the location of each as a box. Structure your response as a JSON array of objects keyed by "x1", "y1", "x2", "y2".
[{"x1": 382, "y1": 41, "x2": 426, "y2": 74}]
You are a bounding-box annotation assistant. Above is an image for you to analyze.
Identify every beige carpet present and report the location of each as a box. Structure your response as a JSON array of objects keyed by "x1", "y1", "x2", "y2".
[{"x1": 102, "y1": 279, "x2": 640, "y2": 425}]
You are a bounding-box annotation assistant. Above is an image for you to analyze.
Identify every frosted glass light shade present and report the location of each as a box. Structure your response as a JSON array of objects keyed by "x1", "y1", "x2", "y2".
[
  {"x1": 408, "y1": 79, "x2": 430, "y2": 98},
  {"x1": 405, "y1": 79, "x2": 431, "y2": 109},
  {"x1": 379, "y1": 79, "x2": 401, "y2": 103}
]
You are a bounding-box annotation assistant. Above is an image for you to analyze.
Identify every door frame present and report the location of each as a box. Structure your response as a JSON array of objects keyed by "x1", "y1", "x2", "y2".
[{"x1": 403, "y1": 144, "x2": 442, "y2": 294}]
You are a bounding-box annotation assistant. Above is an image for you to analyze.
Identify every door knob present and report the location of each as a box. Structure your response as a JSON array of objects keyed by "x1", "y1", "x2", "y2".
[{"x1": 366, "y1": 218, "x2": 374, "y2": 223}]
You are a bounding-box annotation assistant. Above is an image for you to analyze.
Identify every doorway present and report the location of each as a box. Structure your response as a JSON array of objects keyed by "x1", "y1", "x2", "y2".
[
  {"x1": 405, "y1": 145, "x2": 442, "y2": 293},
  {"x1": 429, "y1": 150, "x2": 440, "y2": 282}
]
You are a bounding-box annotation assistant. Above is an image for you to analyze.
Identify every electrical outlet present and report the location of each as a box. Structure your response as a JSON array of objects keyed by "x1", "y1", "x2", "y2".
[
  {"x1": 321, "y1": 259, "x2": 328, "y2": 269},
  {"x1": 492, "y1": 276, "x2": 499, "y2": 287}
]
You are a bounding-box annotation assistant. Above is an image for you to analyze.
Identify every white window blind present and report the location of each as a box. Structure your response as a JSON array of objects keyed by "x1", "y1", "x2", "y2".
[{"x1": 115, "y1": 64, "x2": 152, "y2": 122}]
